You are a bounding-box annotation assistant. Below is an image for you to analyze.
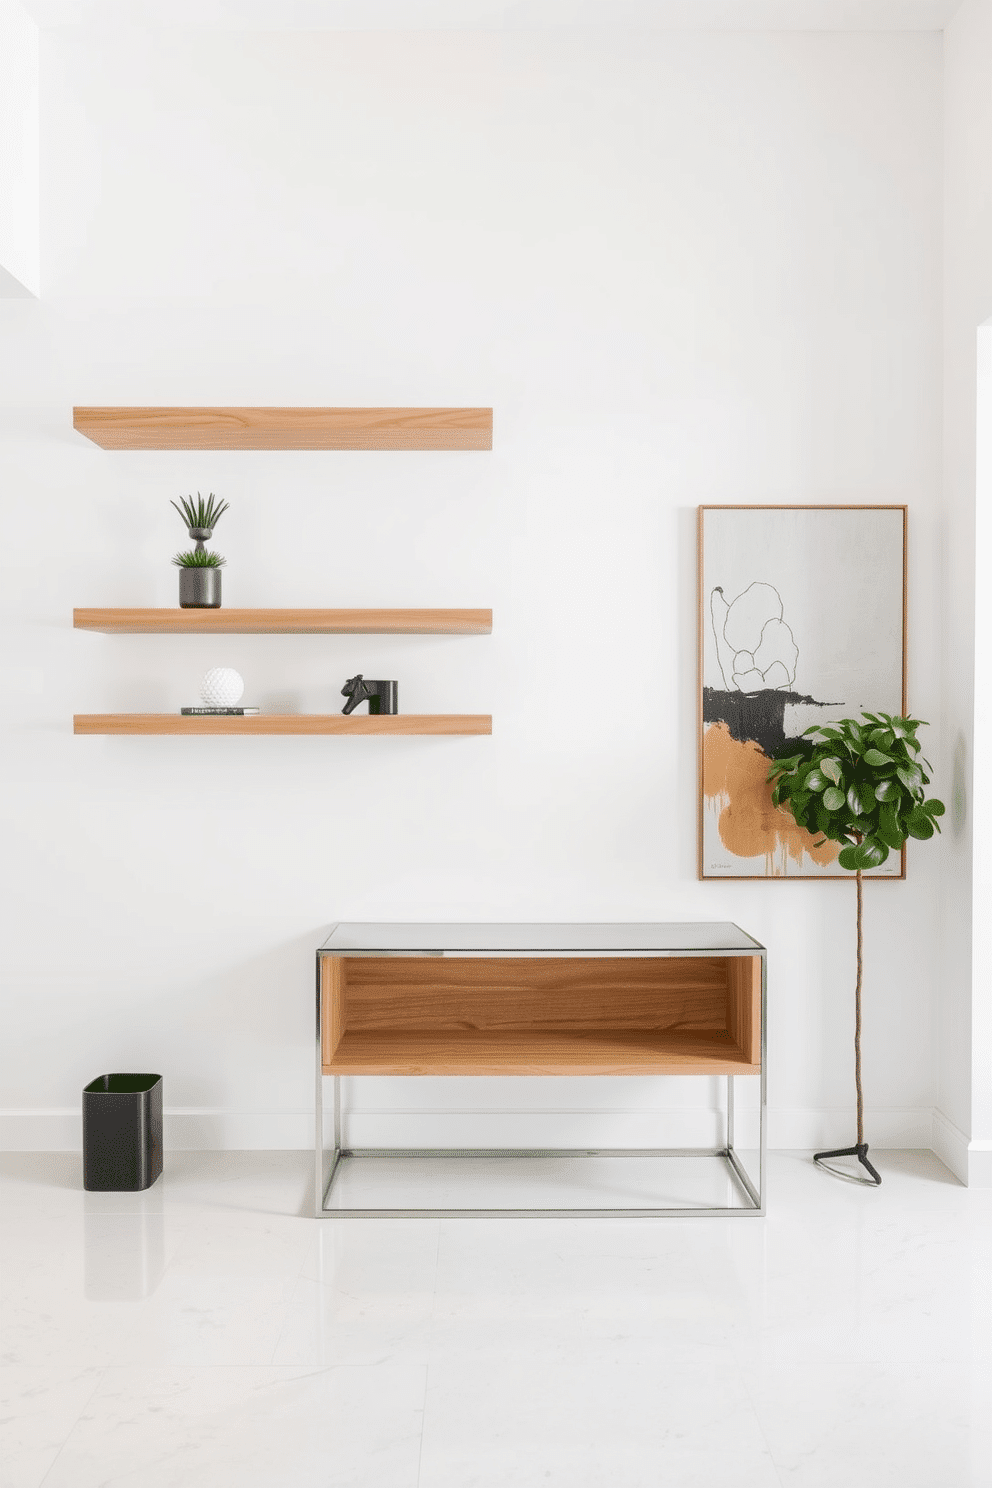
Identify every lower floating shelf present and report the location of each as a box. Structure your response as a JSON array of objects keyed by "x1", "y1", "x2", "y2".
[{"x1": 73, "y1": 714, "x2": 492, "y2": 736}]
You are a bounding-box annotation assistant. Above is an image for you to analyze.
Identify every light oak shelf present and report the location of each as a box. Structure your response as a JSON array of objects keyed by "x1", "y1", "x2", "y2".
[
  {"x1": 74, "y1": 714, "x2": 492, "y2": 736},
  {"x1": 72, "y1": 406, "x2": 493, "y2": 451},
  {"x1": 73, "y1": 607, "x2": 492, "y2": 635},
  {"x1": 326, "y1": 1028, "x2": 756, "y2": 1078},
  {"x1": 319, "y1": 953, "x2": 761, "y2": 1078}
]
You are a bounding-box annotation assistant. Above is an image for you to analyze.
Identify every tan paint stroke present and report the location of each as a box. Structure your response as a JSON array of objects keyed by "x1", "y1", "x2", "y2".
[{"x1": 702, "y1": 722, "x2": 839, "y2": 872}]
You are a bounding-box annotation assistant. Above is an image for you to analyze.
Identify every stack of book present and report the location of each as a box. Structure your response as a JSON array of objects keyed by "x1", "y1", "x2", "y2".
[{"x1": 180, "y1": 706, "x2": 260, "y2": 716}]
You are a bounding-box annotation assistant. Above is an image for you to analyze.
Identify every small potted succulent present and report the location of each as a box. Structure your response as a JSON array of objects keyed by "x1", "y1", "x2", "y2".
[{"x1": 171, "y1": 493, "x2": 229, "y2": 608}]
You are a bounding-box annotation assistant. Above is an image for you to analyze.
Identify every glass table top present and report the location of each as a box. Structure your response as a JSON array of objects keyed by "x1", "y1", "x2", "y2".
[{"x1": 319, "y1": 922, "x2": 764, "y2": 954}]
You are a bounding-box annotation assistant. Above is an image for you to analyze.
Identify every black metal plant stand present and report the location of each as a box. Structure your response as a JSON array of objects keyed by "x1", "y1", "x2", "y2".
[
  {"x1": 814, "y1": 868, "x2": 882, "y2": 1187},
  {"x1": 814, "y1": 1140, "x2": 881, "y2": 1185}
]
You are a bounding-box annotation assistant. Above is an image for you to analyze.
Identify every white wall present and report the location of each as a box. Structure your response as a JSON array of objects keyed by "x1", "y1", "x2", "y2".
[
  {"x1": 0, "y1": 27, "x2": 944, "y2": 1152},
  {"x1": 0, "y1": 0, "x2": 40, "y2": 296},
  {"x1": 938, "y1": 0, "x2": 992, "y2": 1185}
]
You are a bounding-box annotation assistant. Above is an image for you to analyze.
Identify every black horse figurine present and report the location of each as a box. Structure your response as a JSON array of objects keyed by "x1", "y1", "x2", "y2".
[{"x1": 341, "y1": 674, "x2": 399, "y2": 716}]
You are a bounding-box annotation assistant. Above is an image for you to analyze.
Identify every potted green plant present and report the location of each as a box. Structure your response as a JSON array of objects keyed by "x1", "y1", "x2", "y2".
[
  {"x1": 171, "y1": 493, "x2": 229, "y2": 609},
  {"x1": 767, "y1": 711, "x2": 945, "y2": 1185}
]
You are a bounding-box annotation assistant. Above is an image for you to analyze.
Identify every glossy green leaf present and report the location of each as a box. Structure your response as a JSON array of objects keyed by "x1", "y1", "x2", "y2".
[
  {"x1": 790, "y1": 796, "x2": 811, "y2": 826},
  {"x1": 839, "y1": 839, "x2": 885, "y2": 871},
  {"x1": 896, "y1": 764, "x2": 923, "y2": 791},
  {"x1": 822, "y1": 787, "x2": 845, "y2": 811},
  {"x1": 821, "y1": 758, "x2": 843, "y2": 785},
  {"x1": 864, "y1": 748, "x2": 893, "y2": 766},
  {"x1": 873, "y1": 778, "x2": 901, "y2": 802},
  {"x1": 846, "y1": 783, "x2": 874, "y2": 817},
  {"x1": 805, "y1": 770, "x2": 827, "y2": 792},
  {"x1": 860, "y1": 838, "x2": 889, "y2": 867},
  {"x1": 876, "y1": 806, "x2": 905, "y2": 850}
]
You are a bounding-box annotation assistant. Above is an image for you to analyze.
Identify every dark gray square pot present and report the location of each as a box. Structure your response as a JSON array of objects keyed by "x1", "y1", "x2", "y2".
[{"x1": 178, "y1": 568, "x2": 222, "y2": 608}]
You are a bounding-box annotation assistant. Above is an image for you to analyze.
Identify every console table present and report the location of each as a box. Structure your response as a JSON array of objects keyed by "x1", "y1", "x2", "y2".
[{"x1": 315, "y1": 922, "x2": 766, "y2": 1217}]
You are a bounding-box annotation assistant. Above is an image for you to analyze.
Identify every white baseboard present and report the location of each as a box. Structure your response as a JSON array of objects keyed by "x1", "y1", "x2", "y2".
[
  {"x1": 0, "y1": 1109, "x2": 313, "y2": 1152},
  {"x1": 1, "y1": 1110, "x2": 82, "y2": 1152},
  {"x1": 968, "y1": 1145, "x2": 992, "y2": 1186},
  {"x1": 932, "y1": 1108, "x2": 992, "y2": 1187},
  {"x1": 931, "y1": 1109, "x2": 970, "y2": 1183},
  {"x1": 767, "y1": 1106, "x2": 935, "y2": 1152},
  {"x1": 1, "y1": 1104, "x2": 937, "y2": 1156}
]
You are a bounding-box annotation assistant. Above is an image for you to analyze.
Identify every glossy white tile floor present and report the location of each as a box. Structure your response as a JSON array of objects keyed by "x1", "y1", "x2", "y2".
[{"x1": 2, "y1": 1149, "x2": 991, "y2": 1488}]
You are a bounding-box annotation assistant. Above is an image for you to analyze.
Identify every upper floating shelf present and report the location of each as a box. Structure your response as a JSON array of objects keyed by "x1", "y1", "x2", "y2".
[
  {"x1": 72, "y1": 406, "x2": 493, "y2": 451},
  {"x1": 74, "y1": 714, "x2": 492, "y2": 737},
  {"x1": 73, "y1": 608, "x2": 492, "y2": 635}
]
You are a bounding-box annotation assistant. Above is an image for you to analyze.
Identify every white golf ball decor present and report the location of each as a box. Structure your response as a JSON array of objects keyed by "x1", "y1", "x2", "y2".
[{"x1": 200, "y1": 667, "x2": 245, "y2": 707}]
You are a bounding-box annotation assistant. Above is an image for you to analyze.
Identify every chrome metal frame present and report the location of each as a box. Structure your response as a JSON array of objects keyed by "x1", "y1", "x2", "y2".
[{"x1": 315, "y1": 945, "x2": 766, "y2": 1219}]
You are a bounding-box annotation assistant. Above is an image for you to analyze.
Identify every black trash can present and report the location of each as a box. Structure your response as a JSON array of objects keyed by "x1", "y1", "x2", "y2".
[{"x1": 83, "y1": 1074, "x2": 163, "y2": 1192}]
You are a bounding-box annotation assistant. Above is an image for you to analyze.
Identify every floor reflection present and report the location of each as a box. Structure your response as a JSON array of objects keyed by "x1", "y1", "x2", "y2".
[{"x1": 83, "y1": 1203, "x2": 166, "y2": 1300}]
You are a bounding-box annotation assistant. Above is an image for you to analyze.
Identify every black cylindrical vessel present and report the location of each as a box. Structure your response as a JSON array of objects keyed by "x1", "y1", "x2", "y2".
[
  {"x1": 368, "y1": 680, "x2": 398, "y2": 714},
  {"x1": 83, "y1": 1073, "x2": 163, "y2": 1192}
]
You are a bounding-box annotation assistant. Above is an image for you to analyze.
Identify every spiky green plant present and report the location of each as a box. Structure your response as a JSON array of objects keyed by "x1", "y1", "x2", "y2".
[
  {"x1": 172, "y1": 549, "x2": 226, "y2": 568},
  {"x1": 171, "y1": 492, "x2": 229, "y2": 532}
]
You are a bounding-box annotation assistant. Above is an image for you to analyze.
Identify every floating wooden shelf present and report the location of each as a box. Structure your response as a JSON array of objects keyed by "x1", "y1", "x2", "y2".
[
  {"x1": 73, "y1": 607, "x2": 492, "y2": 635},
  {"x1": 72, "y1": 406, "x2": 493, "y2": 451},
  {"x1": 319, "y1": 953, "x2": 761, "y2": 1077},
  {"x1": 73, "y1": 714, "x2": 492, "y2": 736}
]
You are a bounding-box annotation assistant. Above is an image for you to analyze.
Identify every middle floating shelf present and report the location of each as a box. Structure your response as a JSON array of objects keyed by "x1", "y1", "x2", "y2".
[
  {"x1": 73, "y1": 608, "x2": 492, "y2": 635},
  {"x1": 74, "y1": 714, "x2": 492, "y2": 736}
]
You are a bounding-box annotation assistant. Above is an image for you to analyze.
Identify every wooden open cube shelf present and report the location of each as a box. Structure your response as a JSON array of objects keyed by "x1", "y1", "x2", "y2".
[{"x1": 320, "y1": 954, "x2": 762, "y2": 1078}]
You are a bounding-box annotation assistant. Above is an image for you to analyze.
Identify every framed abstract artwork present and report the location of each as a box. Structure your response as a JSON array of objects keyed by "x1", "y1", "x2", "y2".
[{"x1": 698, "y1": 505, "x2": 907, "y2": 880}]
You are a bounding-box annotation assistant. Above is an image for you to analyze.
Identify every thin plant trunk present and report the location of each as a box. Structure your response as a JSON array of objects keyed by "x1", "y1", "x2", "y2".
[
  {"x1": 813, "y1": 841, "x2": 879, "y2": 1184},
  {"x1": 855, "y1": 867, "x2": 864, "y2": 1147}
]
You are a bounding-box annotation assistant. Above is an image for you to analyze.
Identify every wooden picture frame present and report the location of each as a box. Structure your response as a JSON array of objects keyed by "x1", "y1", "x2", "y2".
[{"x1": 698, "y1": 505, "x2": 907, "y2": 880}]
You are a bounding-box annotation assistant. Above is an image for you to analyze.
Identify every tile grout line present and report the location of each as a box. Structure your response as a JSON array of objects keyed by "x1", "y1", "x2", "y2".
[
  {"x1": 36, "y1": 1367, "x2": 109, "y2": 1488},
  {"x1": 415, "y1": 1221, "x2": 442, "y2": 1487},
  {"x1": 729, "y1": 1339, "x2": 789, "y2": 1488},
  {"x1": 263, "y1": 1209, "x2": 319, "y2": 1367},
  {"x1": 415, "y1": 1361, "x2": 431, "y2": 1488}
]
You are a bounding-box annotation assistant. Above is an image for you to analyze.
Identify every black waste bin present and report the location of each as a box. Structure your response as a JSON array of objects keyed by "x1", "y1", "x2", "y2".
[{"x1": 83, "y1": 1074, "x2": 163, "y2": 1191}]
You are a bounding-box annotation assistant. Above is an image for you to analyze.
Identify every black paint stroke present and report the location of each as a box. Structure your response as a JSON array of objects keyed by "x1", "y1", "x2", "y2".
[{"x1": 703, "y1": 687, "x2": 831, "y2": 759}]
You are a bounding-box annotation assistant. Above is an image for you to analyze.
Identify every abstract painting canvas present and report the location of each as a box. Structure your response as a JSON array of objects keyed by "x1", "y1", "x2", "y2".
[{"x1": 699, "y1": 506, "x2": 906, "y2": 879}]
